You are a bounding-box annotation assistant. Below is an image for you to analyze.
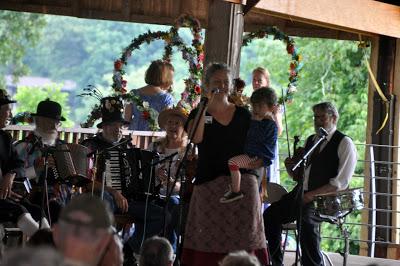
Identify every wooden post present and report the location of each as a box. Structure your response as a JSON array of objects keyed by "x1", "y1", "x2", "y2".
[
  {"x1": 203, "y1": 0, "x2": 244, "y2": 78},
  {"x1": 387, "y1": 37, "x2": 400, "y2": 259},
  {"x1": 369, "y1": 35, "x2": 397, "y2": 258},
  {"x1": 360, "y1": 36, "x2": 380, "y2": 257}
]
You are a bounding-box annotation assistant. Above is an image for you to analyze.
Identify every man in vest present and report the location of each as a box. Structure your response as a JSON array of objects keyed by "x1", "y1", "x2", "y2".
[{"x1": 263, "y1": 102, "x2": 357, "y2": 266}]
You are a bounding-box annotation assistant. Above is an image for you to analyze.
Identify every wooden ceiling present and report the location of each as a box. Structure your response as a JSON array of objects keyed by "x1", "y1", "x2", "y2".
[{"x1": 0, "y1": 0, "x2": 398, "y2": 40}]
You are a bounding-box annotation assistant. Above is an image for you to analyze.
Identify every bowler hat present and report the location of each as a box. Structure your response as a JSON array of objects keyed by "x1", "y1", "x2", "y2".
[
  {"x1": 97, "y1": 96, "x2": 129, "y2": 128},
  {"x1": 0, "y1": 89, "x2": 16, "y2": 106},
  {"x1": 31, "y1": 98, "x2": 66, "y2": 121}
]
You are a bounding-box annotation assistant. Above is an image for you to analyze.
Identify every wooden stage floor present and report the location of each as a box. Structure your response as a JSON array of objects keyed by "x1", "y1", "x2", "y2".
[{"x1": 283, "y1": 251, "x2": 400, "y2": 266}]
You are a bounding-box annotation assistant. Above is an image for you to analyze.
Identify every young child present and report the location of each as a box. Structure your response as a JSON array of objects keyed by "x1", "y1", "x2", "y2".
[{"x1": 220, "y1": 87, "x2": 278, "y2": 203}]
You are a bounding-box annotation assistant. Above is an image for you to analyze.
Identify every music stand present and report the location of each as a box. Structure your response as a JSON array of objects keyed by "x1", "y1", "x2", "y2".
[
  {"x1": 39, "y1": 145, "x2": 70, "y2": 227},
  {"x1": 291, "y1": 128, "x2": 328, "y2": 266}
]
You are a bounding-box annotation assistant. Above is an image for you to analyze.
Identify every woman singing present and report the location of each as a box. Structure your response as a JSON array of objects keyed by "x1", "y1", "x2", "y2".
[{"x1": 181, "y1": 63, "x2": 268, "y2": 266}]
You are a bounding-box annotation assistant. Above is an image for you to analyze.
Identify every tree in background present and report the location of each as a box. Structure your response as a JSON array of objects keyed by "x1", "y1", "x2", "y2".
[
  {"x1": 13, "y1": 85, "x2": 73, "y2": 127},
  {"x1": 0, "y1": 11, "x2": 46, "y2": 86},
  {"x1": 240, "y1": 37, "x2": 369, "y2": 254},
  {"x1": 23, "y1": 14, "x2": 194, "y2": 124}
]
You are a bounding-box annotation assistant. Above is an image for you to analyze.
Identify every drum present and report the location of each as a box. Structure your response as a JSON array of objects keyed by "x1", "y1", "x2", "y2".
[{"x1": 314, "y1": 188, "x2": 363, "y2": 220}]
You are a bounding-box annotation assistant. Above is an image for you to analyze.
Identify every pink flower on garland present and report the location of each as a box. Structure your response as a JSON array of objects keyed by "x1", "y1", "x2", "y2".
[
  {"x1": 198, "y1": 53, "x2": 204, "y2": 62},
  {"x1": 114, "y1": 60, "x2": 123, "y2": 71},
  {"x1": 121, "y1": 80, "x2": 127, "y2": 88}
]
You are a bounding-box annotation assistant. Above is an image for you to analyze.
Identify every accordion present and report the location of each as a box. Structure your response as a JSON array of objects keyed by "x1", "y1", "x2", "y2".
[{"x1": 99, "y1": 148, "x2": 159, "y2": 201}]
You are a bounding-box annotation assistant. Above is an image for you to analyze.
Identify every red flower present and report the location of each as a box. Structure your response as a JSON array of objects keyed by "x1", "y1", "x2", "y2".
[
  {"x1": 194, "y1": 85, "x2": 201, "y2": 94},
  {"x1": 196, "y1": 63, "x2": 202, "y2": 70},
  {"x1": 142, "y1": 111, "x2": 150, "y2": 120},
  {"x1": 290, "y1": 70, "x2": 297, "y2": 77},
  {"x1": 121, "y1": 88, "x2": 127, "y2": 94},
  {"x1": 286, "y1": 44, "x2": 294, "y2": 55},
  {"x1": 121, "y1": 80, "x2": 127, "y2": 88},
  {"x1": 114, "y1": 60, "x2": 123, "y2": 71},
  {"x1": 290, "y1": 62, "x2": 296, "y2": 70}
]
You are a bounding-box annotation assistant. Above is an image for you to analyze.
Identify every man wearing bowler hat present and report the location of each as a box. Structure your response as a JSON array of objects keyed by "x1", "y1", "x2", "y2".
[
  {"x1": 0, "y1": 89, "x2": 50, "y2": 236},
  {"x1": 14, "y1": 98, "x2": 70, "y2": 224}
]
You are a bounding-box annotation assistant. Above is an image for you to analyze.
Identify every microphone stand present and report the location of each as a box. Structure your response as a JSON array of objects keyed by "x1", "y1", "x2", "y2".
[
  {"x1": 167, "y1": 97, "x2": 209, "y2": 265},
  {"x1": 39, "y1": 144, "x2": 72, "y2": 227},
  {"x1": 291, "y1": 133, "x2": 327, "y2": 266},
  {"x1": 39, "y1": 146, "x2": 51, "y2": 227}
]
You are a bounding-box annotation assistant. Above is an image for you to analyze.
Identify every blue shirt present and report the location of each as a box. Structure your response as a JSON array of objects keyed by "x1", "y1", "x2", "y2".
[
  {"x1": 128, "y1": 89, "x2": 174, "y2": 131},
  {"x1": 244, "y1": 118, "x2": 277, "y2": 167}
]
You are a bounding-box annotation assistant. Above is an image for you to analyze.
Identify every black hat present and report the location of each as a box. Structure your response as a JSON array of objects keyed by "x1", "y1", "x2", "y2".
[
  {"x1": 97, "y1": 96, "x2": 129, "y2": 128},
  {"x1": 31, "y1": 98, "x2": 66, "y2": 121},
  {"x1": 0, "y1": 89, "x2": 16, "y2": 106}
]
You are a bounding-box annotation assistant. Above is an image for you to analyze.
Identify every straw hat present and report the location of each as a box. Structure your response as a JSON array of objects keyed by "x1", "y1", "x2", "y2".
[{"x1": 158, "y1": 106, "x2": 189, "y2": 129}]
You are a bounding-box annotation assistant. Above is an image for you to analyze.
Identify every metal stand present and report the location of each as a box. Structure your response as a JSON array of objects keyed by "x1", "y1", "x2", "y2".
[
  {"x1": 337, "y1": 217, "x2": 349, "y2": 266},
  {"x1": 291, "y1": 128, "x2": 328, "y2": 265}
]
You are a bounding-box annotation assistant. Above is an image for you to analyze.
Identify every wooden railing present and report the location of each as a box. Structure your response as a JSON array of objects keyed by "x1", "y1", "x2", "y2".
[{"x1": 5, "y1": 125, "x2": 166, "y2": 150}]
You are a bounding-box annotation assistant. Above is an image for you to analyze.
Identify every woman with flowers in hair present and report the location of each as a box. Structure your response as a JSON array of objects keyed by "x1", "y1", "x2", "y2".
[{"x1": 124, "y1": 60, "x2": 175, "y2": 131}]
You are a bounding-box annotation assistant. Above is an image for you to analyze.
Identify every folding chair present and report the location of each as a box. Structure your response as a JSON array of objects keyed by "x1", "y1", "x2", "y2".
[{"x1": 265, "y1": 182, "x2": 298, "y2": 258}]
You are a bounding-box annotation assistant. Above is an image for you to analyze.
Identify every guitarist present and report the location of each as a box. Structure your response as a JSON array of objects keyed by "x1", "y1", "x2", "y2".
[{"x1": 263, "y1": 102, "x2": 357, "y2": 266}]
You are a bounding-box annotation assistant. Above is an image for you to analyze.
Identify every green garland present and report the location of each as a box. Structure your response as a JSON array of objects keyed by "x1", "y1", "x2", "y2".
[
  {"x1": 82, "y1": 14, "x2": 204, "y2": 128},
  {"x1": 243, "y1": 26, "x2": 304, "y2": 104}
]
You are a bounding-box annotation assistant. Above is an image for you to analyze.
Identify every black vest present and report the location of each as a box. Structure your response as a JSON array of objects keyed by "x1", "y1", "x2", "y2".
[{"x1": 304, "y1": 130, "x2": 345, "y2": 191}]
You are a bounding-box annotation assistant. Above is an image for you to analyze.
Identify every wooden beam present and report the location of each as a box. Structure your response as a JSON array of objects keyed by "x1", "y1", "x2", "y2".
[
  {"x1": 392, "y1": 38, "x2": 400, "y2": 247},
  {"x1": 204, "y1": 0, "x2": 244, "y2": 77},
  {"x1": 360, "y1": 37, "x2": 380, "y2": 257},
  {"x1": 254, "y1": 0, "x2": 400, "y2": 38}
]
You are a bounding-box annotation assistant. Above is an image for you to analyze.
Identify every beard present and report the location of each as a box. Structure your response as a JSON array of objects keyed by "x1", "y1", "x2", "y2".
[{"x1": 35, "y1": 128, "x2": 58, "y2": 146}]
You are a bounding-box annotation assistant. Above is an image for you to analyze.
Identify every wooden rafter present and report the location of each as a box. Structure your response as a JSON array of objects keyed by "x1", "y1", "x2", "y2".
[{"x1": 254, "y1": 0, "x2": 400, "y2": 38}]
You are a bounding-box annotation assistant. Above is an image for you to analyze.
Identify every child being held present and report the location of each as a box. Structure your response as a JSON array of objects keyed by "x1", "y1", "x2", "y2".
[{"x1": 220, "y1": 87, "x2": 278, "y2": 203}]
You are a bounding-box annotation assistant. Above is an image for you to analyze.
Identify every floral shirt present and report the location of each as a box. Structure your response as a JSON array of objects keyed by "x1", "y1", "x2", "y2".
[
  {"x1": 14, "y1": 132, "x2": 72, "y2": 206},
  {"x1": 128, "y1": 89, "x2": 174, "y2": 131}
]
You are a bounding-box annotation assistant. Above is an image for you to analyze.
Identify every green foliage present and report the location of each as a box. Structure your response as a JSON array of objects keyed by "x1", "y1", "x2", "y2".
[
  {"x1": 23, "y1": 15, "x2": 196, "y2": 124},
  {"x1": 240, "y1": 37, "x2": 369, "y2": 254},
  {"x1": 14, "y1": 85, "x2": 73, "y2": 127},
  {"x1": 0, "y1": 11, "x2": 46, "y2": 86}
]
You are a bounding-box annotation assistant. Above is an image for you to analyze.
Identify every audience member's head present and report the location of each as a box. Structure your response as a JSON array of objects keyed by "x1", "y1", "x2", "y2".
[
  {"x1": 98, "y1": 234, "x2": 124, "y2": 266},
  {"x1": 27, "y1": 228, "x2": 55, "y2": 247},
  {"x1": 0, "y1": 247, "x2": 63, "y2": 266},
  {"x1": 53, "y1": 194, "x2": 114, "y2": 266},
  {"x1": 139, "y1": 236, "x2": 174, "y2": 266},
  {"x1": 219, "y1": 250, "x2": 261, "y2": 266}
]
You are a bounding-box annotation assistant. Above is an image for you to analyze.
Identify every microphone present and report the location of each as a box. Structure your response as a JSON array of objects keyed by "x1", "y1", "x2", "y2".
[
  {"x1": 211, "y1": 88, "x2": 220, "y2": 94},
  {"x1": 318, "y1": 127, "x2": 328, "y2": 138}
]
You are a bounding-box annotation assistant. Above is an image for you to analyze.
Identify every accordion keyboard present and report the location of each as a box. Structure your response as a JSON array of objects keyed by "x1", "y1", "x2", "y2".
[{"x1": 105, "y1": 150, "x2": 123, "y2": 192}]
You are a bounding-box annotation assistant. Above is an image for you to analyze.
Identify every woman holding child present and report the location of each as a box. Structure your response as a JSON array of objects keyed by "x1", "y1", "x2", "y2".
[{"x1": 181, "y1": 63, "x2": 270, "y2": 266}]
